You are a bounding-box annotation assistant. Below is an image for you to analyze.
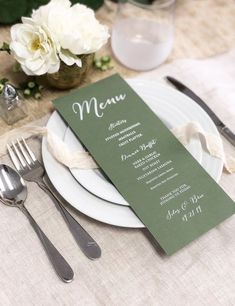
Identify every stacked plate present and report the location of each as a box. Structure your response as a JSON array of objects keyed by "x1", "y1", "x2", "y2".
[{"x1": 42, "y1": 79, "x2": 223, "y2": 228}]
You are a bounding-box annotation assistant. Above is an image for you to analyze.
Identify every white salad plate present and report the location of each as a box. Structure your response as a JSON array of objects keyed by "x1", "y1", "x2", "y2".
[{"x1": 42, "y1": 79, "x2": 223, "y2": 228}]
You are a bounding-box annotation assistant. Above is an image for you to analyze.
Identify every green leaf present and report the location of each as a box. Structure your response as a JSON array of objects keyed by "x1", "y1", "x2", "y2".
[
  {"x1": 0, "y1": 0, "x2": 104, "y2": 24},
  {"x1": 71, "y1": 0, "x2": 104, "y2": 10},
  {"x1": 0, "y1": 42, "x2": 11, "y2": 54},
  {"x1": 0, "y1": 0, "x2": 27, "y2": 24},
  {"x1": 0, "y1": 78, "x2": 9, "y2": 84}
]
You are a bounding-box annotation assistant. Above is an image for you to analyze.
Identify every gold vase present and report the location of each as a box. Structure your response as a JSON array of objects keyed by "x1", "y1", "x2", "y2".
[{"x1": 46, "y1": 53, "x2": 94, "y2": 90}]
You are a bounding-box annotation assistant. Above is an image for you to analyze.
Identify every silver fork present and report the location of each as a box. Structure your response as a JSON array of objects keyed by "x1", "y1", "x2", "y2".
[{"x1": 7, "y1": 137, "x2": 101, "y2": 260}]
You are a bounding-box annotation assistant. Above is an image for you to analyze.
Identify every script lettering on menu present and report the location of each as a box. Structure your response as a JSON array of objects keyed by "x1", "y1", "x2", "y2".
[{"x1": 72, "y1": 94, "x2": 127, "y2": 120}]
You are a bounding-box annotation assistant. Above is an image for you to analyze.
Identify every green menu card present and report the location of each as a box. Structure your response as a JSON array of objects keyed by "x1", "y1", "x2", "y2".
[{"x1": 53, "y1": 74, "x2": 235, "y2": 255}]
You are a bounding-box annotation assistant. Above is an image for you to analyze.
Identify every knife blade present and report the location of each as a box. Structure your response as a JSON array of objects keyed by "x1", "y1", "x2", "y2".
[{"x1": 166, "y1": 76, "x2": 235, "y2": 147}]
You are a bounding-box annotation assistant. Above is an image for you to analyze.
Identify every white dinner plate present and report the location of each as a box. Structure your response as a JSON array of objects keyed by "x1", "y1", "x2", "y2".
[
  {"x1": 42, "y1": 79, "x2": 223, "y2": 228},
  {"x1": 64, "y1": 79, "x2": 203, "y2": 206}
]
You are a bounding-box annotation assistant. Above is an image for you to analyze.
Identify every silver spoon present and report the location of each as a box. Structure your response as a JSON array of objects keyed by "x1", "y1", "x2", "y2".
[{"x1": 0, "y1": 164, "x2": 74, "y2": 283}]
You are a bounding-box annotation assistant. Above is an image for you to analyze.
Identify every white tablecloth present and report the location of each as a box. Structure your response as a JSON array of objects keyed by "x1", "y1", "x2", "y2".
[{"x1": 0, "y1": 50, "x2": 235, "y2": 305}]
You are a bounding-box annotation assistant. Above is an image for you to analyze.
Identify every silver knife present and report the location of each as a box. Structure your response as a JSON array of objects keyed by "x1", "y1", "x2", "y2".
[{"x1": 166, "y1": 76, "x2": 235, "y2": 147}]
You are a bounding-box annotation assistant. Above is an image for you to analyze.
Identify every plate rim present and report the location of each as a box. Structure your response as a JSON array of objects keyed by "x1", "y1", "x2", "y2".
[{"x1": 42, "y1": 78, "x2": 223, "y2": 228}]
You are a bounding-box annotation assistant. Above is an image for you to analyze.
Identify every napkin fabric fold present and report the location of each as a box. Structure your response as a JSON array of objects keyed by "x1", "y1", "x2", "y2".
[{"x1": 0, "y1": 121, "x2": 234, "y2": 173}]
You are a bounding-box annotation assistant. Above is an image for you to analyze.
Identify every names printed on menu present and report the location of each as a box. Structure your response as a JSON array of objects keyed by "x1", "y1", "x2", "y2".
[{"x1": 160, "y1": 185, "x2": 204, "y2": 222}]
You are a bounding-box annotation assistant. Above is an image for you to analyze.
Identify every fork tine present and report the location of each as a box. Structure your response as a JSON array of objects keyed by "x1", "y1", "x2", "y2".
[
  {"x1": 11, "y1": 141, "x2": 28, "y2": 169},
  {"x1": 7, "y1": 144, "x2": 21, "y2": 171},
  {"x1": 22, "y1": 137, "x2": 37, "y2": 162},
  {"x1": 17, "y1": 138, "x2": 32, "y2": 166}
]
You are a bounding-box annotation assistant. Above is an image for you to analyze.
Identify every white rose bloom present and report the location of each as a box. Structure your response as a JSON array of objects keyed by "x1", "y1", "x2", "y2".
[
  {"x1": 59, "y1": 4, "x2": 110, "y2": 55},
  {"x1": 32, "y1": 0, "x2": 110, "y2": 67},
  {"x1": 10, "y1": 17, "x2": 60, "y2": 75}
]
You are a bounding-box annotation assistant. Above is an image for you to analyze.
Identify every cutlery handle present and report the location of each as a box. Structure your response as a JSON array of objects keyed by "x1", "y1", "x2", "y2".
[
  {"x1": 219, "y1": 126, "x2": 235, "y2": 147},
  {"x1": 38, "y1": 178, "x2": 101, "y2": 260},
  {"x1": 20, "y1": 205, "x2": 74, "y2": 283}
]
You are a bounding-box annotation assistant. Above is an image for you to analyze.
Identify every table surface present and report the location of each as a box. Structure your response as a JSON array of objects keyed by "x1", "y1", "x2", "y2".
[
  {"x1": 0, "y1": 0, "x2": 235, "y2": 135},
  {"x1": 1, "y1": 2, "x2": 235, "y2": 305}
]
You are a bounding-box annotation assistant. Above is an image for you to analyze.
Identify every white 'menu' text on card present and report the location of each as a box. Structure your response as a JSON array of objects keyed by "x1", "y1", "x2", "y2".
[{"x1": 72, "y1": 94, "x2": 127, "y2": 120}]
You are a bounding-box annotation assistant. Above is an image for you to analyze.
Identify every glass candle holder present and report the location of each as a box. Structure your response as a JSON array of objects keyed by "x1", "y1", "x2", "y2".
[{"x1": 111, "y1": 0, "x2": 175, "y2": 71}]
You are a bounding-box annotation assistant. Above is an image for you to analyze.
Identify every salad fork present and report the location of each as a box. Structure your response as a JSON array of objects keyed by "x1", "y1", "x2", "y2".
[{"x1": 7, "y1": 137, "x2": 101, "y2": 260}]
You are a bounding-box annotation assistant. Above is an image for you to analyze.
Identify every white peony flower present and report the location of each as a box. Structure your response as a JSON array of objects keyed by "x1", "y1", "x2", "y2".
[
  {"x1": 10, "y1": 17, "x2": 60, "y2": 75},
  {"x1": 10, "y1": 0, "x2": 110, "y2": 75},
  {"x1": 32, "y1": 0, "x2": 110, "y2": 67}
]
